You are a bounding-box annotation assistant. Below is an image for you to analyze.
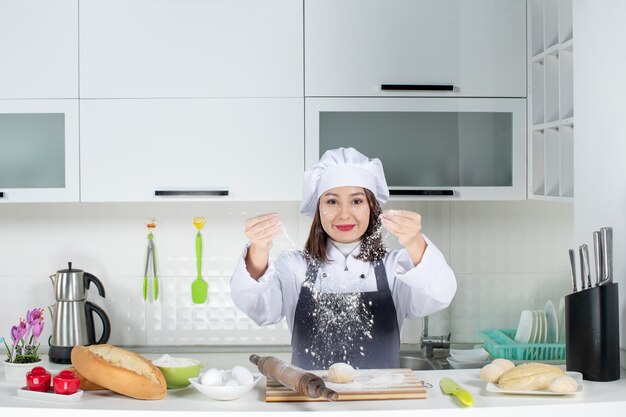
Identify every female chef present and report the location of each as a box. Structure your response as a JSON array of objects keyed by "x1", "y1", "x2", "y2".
[{"x1": 230, "y1": 147, "x2": 456, "y2": 369}]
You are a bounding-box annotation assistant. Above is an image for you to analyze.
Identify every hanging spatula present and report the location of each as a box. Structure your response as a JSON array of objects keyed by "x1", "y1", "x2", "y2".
[{"x1": 191, "y1": 217, "x2": 208, "y2": 304}]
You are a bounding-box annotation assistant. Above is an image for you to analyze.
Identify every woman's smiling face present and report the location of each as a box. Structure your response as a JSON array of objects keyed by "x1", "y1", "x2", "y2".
[{"x1": 318, "y1": 186, "x2": 371, "y2": 243}]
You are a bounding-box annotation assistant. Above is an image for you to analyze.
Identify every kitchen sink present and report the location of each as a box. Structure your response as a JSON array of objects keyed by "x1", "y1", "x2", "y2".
[{"x1": 399, "y1": 355, "x2": 450, "y2": 370}]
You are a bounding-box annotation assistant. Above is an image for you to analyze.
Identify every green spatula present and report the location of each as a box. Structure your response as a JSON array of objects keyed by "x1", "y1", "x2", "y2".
[
  {"x1": 191, "y1": 217, "x2": 208, "y2": 304},
  {"x1": 440, "y1": 377, "x2": 473, "y2": 407}
]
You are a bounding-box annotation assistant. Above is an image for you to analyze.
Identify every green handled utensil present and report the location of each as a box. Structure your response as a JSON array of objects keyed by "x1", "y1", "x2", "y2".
[
  {"x1": 191, "y1": 217, "x2": 208, "y2": 304},
  {"x1": 143, "y1": 218, "x2": 159, "y2": 301},
  {"x1": 440, "y1": 377, "x2": 474, "y2": 407}
]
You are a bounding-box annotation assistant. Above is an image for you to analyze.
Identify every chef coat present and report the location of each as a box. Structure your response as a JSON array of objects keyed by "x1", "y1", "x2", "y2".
[{"x1": 230, "y1": 234, "x2": 457, "y2": 334}]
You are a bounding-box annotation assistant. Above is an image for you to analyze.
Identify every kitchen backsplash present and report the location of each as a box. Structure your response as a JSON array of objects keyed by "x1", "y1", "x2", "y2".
[{"x1": 0, "y1": 200, "x2": 572, "y2": 347}]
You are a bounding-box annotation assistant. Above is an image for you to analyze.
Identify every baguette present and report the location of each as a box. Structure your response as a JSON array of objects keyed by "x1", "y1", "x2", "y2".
[
  {"x1": 71, "y1": 344, "x2": 166, "y2": 400},
  {"x1": 498, "y1": 362, "x2": 565, "y2": 391}
]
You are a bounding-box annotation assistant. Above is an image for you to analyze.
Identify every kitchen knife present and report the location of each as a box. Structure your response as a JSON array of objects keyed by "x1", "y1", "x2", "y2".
[
  {"x1": 440, "y1": 377, "x2": 473, "y2": 407},
  {"x1": 568, "y1": 248, "x2": 577, "y2": 293},
  {"x1": 578, "y1": 246, "x2": 587, "y2": 290},
  {"x1": 600, "y1": 227, "x2": 613, "y2": 285},
  {"x1": 580, "y1": 244, "x2": 592, "y2": 289},
  {"x1": 593, "y1": 231, "x2": 603, "y2": 287}
]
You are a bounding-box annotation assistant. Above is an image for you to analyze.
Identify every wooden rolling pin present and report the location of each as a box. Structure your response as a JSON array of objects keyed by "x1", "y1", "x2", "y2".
[{"x1": 250, "y1": 354, "x2": 338, "y2": 401}]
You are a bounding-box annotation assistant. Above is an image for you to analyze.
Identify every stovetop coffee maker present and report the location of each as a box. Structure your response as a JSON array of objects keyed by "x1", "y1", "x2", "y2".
[{"x1": 48, "y1": 262, "x2": 111, "y2": 364}]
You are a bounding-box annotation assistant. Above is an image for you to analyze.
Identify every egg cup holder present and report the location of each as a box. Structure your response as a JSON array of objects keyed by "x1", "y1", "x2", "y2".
[{"x1": 564, "y1": 282, "x2": 620, "y2": 381}]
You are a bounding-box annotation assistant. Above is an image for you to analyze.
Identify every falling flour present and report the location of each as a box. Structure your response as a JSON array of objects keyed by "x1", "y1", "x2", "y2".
[{"x1": 278, "y1": 218, "x2": 394, "y2": 369}]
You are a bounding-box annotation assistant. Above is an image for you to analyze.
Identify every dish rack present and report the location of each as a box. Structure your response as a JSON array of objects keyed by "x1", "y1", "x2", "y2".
[{"x1": 478, "y1": 329, "x2": 566, "y2": 361}]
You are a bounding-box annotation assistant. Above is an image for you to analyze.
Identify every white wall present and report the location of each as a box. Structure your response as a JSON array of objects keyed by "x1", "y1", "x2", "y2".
[
  {"x1": 573, "y1": 1, "x2": 626, "y2": 361},
  {"x1": 0, "y1": 200, "x2": 572, "y2": 348}
]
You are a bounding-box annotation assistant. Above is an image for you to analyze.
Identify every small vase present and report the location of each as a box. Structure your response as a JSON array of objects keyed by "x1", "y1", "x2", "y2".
[{"x1": 3, "y1": 360, "x2": 43, "y2": 384}]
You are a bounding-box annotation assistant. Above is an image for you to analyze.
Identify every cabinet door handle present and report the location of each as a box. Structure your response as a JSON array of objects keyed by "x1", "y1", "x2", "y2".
[
  {"x1": 389, "y1": 189, "x2": 454, "y2": 196},
  {"x1": 154, "y1": 189, "x2": 229, "y2": 197},
  {"x1": 381, "y1": 84, "x2": 455, "y2": 91},
  {"x1": 0, "y1": 191, "x2": 4, "y2": 198}
]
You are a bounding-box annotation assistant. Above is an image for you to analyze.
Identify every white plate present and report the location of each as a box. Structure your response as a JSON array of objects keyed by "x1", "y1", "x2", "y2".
[
  {"x1": 558, "y1": 297, "x2": 566, "y2": 344},
  {"x1": 515, "y1": 310, "x2": 534, "y2": 344},
  {"x1": 486, "y1": 371, "x2": 582, "y2": 396},
  {"x1": 447, "y1": 357, "x2": 491, "y2": 369},
  {"x1": 449, "y1": 348, "x2": 490, "y2": 363},
  {"x1": 544, "y1": 301, "x2": 558, "y2": 343},
  {"x1": 17, "y1": 387, "x2": 83, "y2": 402}
]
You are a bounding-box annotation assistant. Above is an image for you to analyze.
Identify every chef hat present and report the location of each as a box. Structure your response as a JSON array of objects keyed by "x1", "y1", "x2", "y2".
[{"x1": 300, "y1": 147, "x2": 389, "y2": 217}]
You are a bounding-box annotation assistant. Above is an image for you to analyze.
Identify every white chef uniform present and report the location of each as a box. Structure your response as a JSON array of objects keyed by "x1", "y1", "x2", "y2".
[{"x1": 230, "y1": 235, "x2": 456, "y2": 336}]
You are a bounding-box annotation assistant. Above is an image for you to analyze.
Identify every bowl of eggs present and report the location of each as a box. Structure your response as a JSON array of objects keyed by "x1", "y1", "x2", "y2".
[{"x1": 189, "y1": 366, "x2": 263, "y2": 401}]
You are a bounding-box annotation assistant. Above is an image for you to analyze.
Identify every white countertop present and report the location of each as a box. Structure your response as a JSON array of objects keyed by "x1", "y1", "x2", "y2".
[{"x1": 2, "y1": 352, "x2": 626, "y2": 417}]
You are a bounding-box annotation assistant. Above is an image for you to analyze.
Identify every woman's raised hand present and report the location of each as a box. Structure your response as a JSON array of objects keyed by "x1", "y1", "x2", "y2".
[
  {"x1": 380, "y1": 209, "x2": 427, "y2": 265},
  {"x1": 245, "y1": 213, "x2": 282, "y2": 250},
  {"x1": 244, "y1": 213, "x2": 282, "y2": 279}
]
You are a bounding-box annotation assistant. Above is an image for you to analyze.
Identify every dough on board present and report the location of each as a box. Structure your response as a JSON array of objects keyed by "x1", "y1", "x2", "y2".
[{"x1": 327, "y1": 362, "x2": 356, "y2": 384}]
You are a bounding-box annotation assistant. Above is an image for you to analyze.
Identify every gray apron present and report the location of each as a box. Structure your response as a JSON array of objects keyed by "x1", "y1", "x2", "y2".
[{"x1": 291, "y1": 260, "x2": 401, "y2": 370}]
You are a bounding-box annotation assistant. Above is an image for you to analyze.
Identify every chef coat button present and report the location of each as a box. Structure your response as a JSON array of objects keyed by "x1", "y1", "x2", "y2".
[
  {"x1": 322, "y1": 273, "x2": 327, "y2": 278},
  {"x1": 359, "y1": 274, "x2": 365, "y2": 279}
]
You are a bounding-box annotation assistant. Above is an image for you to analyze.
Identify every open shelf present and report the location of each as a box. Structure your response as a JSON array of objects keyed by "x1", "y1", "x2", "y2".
[{"x1": 528, "y1": 0, "x2": 574, "y2": 200}]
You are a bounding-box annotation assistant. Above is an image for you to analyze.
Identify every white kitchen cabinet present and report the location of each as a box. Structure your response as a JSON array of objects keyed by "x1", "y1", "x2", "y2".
[
  {"x1": 0, "y1": 0, "x2": 78, "y2": 99},
  {"x1": 80, "y1": 98, "x2": 303, "y2": 202},
  {"x1": 528, "y1": 0, "x2": 574, "y2": 200},
  {"x1": 305, "y1": 0, "x2": 526, "y2": 98},
  {"x1": 79, "y1": 0, "x2": 302, "y2": 99},
  {"x1": 0, "y1": 100, "x2": 80, "y2": 202},
  {"x1": 306, "y1": 98, "x2": 527, "y2": 201}
]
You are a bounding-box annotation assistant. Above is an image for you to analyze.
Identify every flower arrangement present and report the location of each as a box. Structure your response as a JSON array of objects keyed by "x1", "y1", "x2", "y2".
[{"x1": 4, "y1": 308, "x2": 45, "y2": 364}]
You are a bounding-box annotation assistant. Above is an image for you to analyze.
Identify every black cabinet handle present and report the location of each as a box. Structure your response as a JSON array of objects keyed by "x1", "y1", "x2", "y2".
[
  {"x1": 0, "y1": 191, "x2": 3, "y2": 198},
  {"x1": 155, "y1": 189, "x2": 229, "y2": 197},
  {"x1": 381, "y1": 84, "x2": 454, "y2": 91},
  {"x1": 389, "y1": 189, "x2": 454, "y2": 196}
]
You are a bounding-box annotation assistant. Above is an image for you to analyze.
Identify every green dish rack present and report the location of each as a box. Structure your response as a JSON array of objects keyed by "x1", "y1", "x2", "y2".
[{"x1": 478, "y1": 329, "x2": 566, "y2": 361}]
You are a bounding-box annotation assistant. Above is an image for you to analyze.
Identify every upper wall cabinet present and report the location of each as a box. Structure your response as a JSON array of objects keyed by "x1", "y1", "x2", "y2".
[
  {"x1": 0, "y1": 100, "x2": 80, "y2": 202},
  {"x1": 0, "y1": 0, "x2": 78, "y2": 99},
  {"x1": 80, "y1": 98, "x2": 303, "y2": 202},
  {"x1": 305, "y1": 0, "x2": 526, "y2": 98},
  {"x1": 79, "y1": 0, "x2": 303, "y2": 98}
]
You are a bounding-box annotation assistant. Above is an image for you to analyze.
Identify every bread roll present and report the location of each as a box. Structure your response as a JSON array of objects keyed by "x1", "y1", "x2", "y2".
[
  {"x1": 327, "y1": 363, "x2": 356, "y2": 384},
  {"x1": 62, "y1": 367, "x2": 107, "y2": 391},
  {"x1": 479, "y1": 363, "x2": 507, "y2": 383},
  {"x1": 71, "y1": 344, "x2": 167, "y2": 400},
  {"x1": 549, "y1": 375, "x2": 578, "y2": 393},
  {"x1": 498, "y1": 363, "x2": 565, "y2": 391},
  {"x1": 491, "y1": 358, "x2": 515, "y2": 372}
]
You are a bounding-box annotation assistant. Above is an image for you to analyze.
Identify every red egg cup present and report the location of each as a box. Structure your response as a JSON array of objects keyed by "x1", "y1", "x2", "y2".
[
  {"x1": 26, "y1": 366, "x2": 52, "y2": 392},
  {"x1": 53, "y1": 370, "x2": 80, "y2": 395}
]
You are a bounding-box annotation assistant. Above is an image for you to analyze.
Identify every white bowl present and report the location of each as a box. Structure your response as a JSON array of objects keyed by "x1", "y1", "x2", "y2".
[
  {"x1": 188, "y1": 372, "x2": 263, "y2": 401},
  {"x1": 449, "y1": 348, "x2": 490, "y2": 363}
]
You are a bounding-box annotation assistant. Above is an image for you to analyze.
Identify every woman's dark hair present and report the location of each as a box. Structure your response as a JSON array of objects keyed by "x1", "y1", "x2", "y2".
[{"x1": 303, "y1": 188, "x2": 386, "y2": 264}]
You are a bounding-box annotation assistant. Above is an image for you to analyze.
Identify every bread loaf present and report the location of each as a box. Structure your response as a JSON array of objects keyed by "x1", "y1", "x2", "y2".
[
  {"x1": 71, "y1": 344, "x2": 167, "y2": 400},
  {"x1": 498, "y1": 363, "x2": 565, "y2": 391}
]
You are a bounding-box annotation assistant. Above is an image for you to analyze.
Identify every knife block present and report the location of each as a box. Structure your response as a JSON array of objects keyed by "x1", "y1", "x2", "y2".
[{"x1": 564, "y1": 283, "x2": 620, "y2": 381}]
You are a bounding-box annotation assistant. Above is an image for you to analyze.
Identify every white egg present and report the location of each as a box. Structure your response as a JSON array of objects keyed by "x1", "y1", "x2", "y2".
[
  {"x1": 230, "y1": 365, "x2": 254, "y2": 385},
  {"x1": 200, "y1": 368, "x2": 223, "y2": 386},
  {"x1": 224, "y1": 378, "x2": 240, "y2": 387}
]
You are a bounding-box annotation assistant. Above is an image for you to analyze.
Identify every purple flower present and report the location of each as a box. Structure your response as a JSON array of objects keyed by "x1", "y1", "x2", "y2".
[
  {"x1": 26, "y1": 308, "x2": 43, "y2": 328},
  {"x1": 31, "y1": 319, "x2": 44, "y2": 344},
  {"x1": 11, "y1": 319, "x2": 28, "y2": 345}
]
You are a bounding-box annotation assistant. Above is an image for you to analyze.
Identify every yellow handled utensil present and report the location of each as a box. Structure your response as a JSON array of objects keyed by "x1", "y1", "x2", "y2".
[
  {"x1": 191, "y1": 217, "x2": 208, "y2": 304},
  {"x1": 440, "y1": 377, "x2": 473, "y2": 407}
]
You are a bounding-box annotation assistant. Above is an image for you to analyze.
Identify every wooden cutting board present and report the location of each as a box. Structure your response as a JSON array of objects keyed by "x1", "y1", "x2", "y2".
[{"x1": 265, "y1": 368, "x2": 427, "y2": 402}]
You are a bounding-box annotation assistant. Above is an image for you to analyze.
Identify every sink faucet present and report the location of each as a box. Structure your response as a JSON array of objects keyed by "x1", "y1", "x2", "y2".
[{"x1": 420, "y1": 316, "x2": 451, "y2": 359}]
